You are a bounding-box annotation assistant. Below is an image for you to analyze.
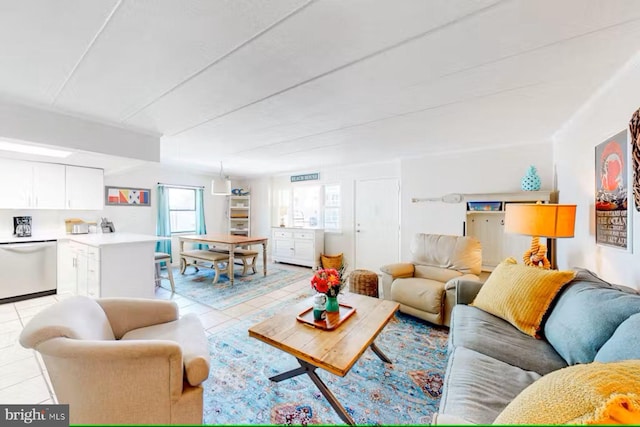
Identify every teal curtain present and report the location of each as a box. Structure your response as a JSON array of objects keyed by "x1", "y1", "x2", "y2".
[
  {"x1": 195, "y1": 188, "x2": 209, "y2": 250},
  {"x1": 156, "y1": 185, "x2": 172, "y2": 260}
]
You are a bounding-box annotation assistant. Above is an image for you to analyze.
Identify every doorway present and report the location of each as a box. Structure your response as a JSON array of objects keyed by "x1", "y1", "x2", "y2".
[{"x1": 354, "y1": 178, "x2": 400, "y2": 272}]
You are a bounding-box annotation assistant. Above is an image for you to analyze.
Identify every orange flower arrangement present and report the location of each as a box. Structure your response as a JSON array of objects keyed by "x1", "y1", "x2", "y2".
[{"x1": 310, "y1": 268, "x2": 344, "y2": 298}]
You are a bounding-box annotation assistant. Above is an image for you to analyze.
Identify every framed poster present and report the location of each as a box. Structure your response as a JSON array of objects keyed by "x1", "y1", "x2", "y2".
[
  {"x1": 105, "y1": 186, "x2": 151, "y2": 206},
  {"x1": 595, "y1": 130, "x2": 632, "y2": 251}
]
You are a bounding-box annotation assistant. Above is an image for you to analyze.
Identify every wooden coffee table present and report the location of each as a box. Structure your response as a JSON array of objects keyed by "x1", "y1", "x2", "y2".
[{"x1": 248, "y1": 293, "x2": 399, "y2": 425}]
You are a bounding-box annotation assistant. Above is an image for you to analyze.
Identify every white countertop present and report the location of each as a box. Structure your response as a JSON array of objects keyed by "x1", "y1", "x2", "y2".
[{"x1": 0, "y1": 232, "x2": 166, "y2": 247}]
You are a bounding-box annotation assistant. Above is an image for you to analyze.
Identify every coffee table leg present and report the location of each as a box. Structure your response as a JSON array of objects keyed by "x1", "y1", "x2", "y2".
[
  {"x1": 269, "y1": 358, "x2": 356, "y2": 426},
  {"x1": 370, "y1": 342, "x2": 392, "y2": 363}
]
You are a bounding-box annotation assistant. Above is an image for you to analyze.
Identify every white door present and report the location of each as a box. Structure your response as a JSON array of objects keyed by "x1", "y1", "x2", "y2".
[{"x1": 355, "y1": 178, "x2": 400, "y2": 273}]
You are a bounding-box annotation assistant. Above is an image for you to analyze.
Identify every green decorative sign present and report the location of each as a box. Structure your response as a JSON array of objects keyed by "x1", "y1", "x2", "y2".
[{"x1": 291, "y1": 173, "x2": 319, "y2": 182}]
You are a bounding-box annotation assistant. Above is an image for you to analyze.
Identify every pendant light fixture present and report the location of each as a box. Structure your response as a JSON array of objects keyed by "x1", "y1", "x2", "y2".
[{"x1": 211, "y1": 161, "x2": 231, "y2": 195}]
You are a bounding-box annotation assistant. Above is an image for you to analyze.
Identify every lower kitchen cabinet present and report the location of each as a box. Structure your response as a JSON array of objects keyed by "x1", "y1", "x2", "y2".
[
  {"x1": 272, "y1": 227, "x2": 324, "y2": 268},
  {"x1": 57, "y1": 239, "x2": 154, "y2": 298}
]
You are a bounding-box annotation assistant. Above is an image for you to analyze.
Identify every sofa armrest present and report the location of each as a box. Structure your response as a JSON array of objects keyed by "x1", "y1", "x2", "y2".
[
  {"x1": 97, "y1": 298, "x2": 179, "y2": 339},
  {"x1": 380, "y1": 263, "x2": 415, "y2": 278},
  {"x1": 380, "y1": 263, "x2": 415, "y2": 300},
  {"x1": 445, "y1": 277, "x2": 484, "y2": 305}
]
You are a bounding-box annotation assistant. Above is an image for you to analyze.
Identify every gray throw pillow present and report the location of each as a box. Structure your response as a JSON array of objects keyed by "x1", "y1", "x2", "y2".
[
  {"x1": 594, "y1": 313, "x2": 640, "y2": 362},
  {"x1": 544, "y1": 269, "x2": 640, "y2": 365}
]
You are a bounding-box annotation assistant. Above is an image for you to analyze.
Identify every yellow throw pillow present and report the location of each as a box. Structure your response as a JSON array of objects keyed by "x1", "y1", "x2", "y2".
[
  {"x1": 471, "y1": 258, "x2": 575, "y2": 338},
  {"x1": 494, "y1": 360, "x2": 640, "y2": 424},
  {"x1": 320, "y1": 253, "x2": 343, "y2": 270}
]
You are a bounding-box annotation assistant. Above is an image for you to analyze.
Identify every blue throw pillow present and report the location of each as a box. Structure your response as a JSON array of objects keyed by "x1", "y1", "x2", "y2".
[
  {"x1": 595, "y1": 313, "x2": 640, "y2": 362},
  {"x1": 544, "y1": 269, "x2": 640, "y2": 365}
]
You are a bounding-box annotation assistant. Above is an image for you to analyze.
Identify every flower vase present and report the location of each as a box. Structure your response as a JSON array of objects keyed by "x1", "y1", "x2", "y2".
[{"x1": 325, "y1": 295, "x2": 339, "y2": 313}]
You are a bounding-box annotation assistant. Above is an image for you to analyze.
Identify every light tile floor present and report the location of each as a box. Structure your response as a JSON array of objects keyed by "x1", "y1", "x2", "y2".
[{"x1": 0, "y1": 263, "x2": 315, "y2": 405}]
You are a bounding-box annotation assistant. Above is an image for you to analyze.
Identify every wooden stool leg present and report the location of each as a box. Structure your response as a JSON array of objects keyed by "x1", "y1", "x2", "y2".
[
  {"x1": 166, "y1": 263, "x2": 175, "y2": 292},
  {"x1": 250, "y1": 256, "x2": 257, "y2": 274},
  {"x1": 241, "y1": 258, "x2": 249, "y2": 276}
]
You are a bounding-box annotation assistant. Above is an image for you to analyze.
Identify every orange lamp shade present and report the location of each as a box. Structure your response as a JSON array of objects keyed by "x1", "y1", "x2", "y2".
[{"x1": 504, "y1": 203, "x2": 576, "y2": 238}]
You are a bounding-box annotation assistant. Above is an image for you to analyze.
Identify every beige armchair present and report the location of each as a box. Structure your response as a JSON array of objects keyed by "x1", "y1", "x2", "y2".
[
  {"x1": 19, "y1": 296, "x2": 210, "y2": 425},
  {"x1": 381, "y1": 234, "x2": 482, "y2": 326}
]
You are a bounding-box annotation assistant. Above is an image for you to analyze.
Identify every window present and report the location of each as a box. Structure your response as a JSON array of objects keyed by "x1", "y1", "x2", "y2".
[
  {"x1": 323, "y1": 184, "x2": 341, "y2": 232},
  {"x1": 284, "y1": 184, "x2": 341, "y2": 232},
  {"x1": 292, "y1": 185, "x2": 321, "y2": 228},
  {"x1": 168, "y1": 187, "x2": 196, "y2": 233}
]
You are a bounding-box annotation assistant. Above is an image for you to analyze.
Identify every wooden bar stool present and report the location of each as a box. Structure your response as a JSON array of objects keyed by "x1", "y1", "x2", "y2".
[{"x1": 155, "y1": 252, "x2": 175, "y2": 292}]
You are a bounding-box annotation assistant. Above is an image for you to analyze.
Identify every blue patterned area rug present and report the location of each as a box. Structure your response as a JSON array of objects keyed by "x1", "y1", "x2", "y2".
[
  {"x1": 203, "y1": 296, "x2": 449, "y2": 425},
  {"x1": 160, "y1": 264, "x2": 311, "y2": 310}
]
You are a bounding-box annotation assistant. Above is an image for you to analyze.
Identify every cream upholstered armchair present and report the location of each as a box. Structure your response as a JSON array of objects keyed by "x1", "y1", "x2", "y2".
[
  {"x1": 381, "y1": 233, "x2": 482, "y2": 326},
  {"x1": 19, "y1": 296, "x2": 210, "y2": 425}
]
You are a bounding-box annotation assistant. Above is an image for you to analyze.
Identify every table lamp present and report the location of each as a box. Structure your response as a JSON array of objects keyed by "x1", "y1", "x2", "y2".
[{"x1": 504, "y1": 203, "x2": 576, "y2": 269}]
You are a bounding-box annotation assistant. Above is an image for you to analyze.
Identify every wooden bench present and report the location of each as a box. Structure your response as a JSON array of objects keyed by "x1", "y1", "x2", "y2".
[
  {"x1": 209, "y1": 248, "x2": 258, "y2": 276},
  {"x1": 179, "y1": 250, "x2": 230, "y2": 284}
]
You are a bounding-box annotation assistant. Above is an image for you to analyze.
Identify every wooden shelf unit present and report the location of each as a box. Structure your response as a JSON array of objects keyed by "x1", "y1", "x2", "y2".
[
  {"x1": 464, "y1": 191, "x2": 558, "y2": 271},
  {"x1": 228, "y1": 195, "x2": 250, "y2": 236}
]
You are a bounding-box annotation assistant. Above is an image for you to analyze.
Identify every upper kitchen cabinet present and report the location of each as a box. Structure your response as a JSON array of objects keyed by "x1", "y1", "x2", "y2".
[
  {"x1": 0, "y1": 158, "x2": 65, "y2": 209},
  {"x1": 65, "y1": 166, "x2": 104, "y2": 210},
  {"x1": 33, "y1": 163, "x2": 66, "y2": 209}
]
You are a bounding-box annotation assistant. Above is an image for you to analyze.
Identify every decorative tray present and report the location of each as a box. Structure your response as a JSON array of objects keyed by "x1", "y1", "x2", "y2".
[{"x1": 296, "y1": 303, "x2": 356, "y2": 330}]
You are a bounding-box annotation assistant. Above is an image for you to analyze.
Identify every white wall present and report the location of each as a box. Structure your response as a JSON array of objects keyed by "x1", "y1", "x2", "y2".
[
  {"x1": 0, "y1": 100, "x2": 160, "y2": 162},
  {"x1": 401, "y1": 143, "x2": 554, "y2": 259},
  {"x1": 554, "y1": 53, "x2": 640, "y2": 288},
  {"x1": 248, "y1": 160, "x2": 401, "y2": 266}
]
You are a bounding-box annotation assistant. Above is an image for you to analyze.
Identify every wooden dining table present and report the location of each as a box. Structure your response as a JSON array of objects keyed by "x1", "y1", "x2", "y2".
[{"x1": 178, "y1": 234, "x2": 268, "y2": 285}]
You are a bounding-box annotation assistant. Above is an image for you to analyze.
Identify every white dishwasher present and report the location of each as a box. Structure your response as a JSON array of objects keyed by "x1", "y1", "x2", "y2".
[{"x1": 0, "y1": 240, "x2": 57, "y2": 303}]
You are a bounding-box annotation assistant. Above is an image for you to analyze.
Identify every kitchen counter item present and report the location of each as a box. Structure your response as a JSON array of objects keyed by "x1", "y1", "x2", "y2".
[
  {"x1": 0, "y1": 240, "x2": 57, "y2": 303},
  {"x1": 65, "y1": 218, "x2": 97, "y2": 234},
  {"x1": 71, "y1": 223, "x2": 89, "y2": 234}
]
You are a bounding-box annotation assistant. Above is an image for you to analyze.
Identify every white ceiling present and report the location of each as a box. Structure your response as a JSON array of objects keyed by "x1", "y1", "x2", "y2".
[{"x1": 1, "y1": 0, "x2": 640, "y2": 177}]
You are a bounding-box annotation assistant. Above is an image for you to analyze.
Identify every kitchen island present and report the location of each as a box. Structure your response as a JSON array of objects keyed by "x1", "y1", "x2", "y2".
[{"x1": 58, "y1": 233, "x2": 165, "y2": 299}]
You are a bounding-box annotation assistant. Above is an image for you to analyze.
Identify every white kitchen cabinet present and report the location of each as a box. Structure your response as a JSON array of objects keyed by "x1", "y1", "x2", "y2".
[
  {"x1": 57, "y1": 241, "x2": 100, "y2": 297},
  {"x1": 65, "y1": 165, "x2": 104, "y2": 210},
  {"x1": 57, "y1": 235, "x2": 155, "y2": 299},
  {"x1": 33, "y1": 162, "x2": 66, "y2": 209},
  {"x1": 0, "y1": 159, "x2": 65, "y2": 209},
  {"x1": 272, "y1": 227, "x2": 324, "y2": 268}
]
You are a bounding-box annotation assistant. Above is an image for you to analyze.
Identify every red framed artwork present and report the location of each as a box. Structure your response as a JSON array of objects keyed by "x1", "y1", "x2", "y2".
[{"x1": 595, "y1": 130, "x2": 632, "y2": 252}]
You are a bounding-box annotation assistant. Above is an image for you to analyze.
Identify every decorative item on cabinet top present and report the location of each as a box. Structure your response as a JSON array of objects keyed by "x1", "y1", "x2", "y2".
[
  {"x1": 105, "y1": 186, "x2": 151, "y2": 206},
  {"x1": 521, "y1": 165, "x2": 542, "y2": 191}
]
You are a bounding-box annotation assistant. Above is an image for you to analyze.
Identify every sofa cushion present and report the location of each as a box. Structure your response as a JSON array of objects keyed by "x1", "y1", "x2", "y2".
[
  {"x1": 439, "y1": 347, "x2": 540, "y2": 424},
  {"x1": 414, "y1": 265, "x2": 462, "y2": 282},
  {"x1": 595, "y1": 313, "x2": 640, "y2": 362},
  {"x1": 494, "y1": 360, "x2": 640, "y2": 424},
  {"x1": 450, "y1": 305, "x2": 567, "y2": 375},
  {"x1": 390, "y1": 277, "x2": 443, "y2": 314},
  {"x1": 544, "y1": 269, "x2": 640, "y2": 365},
  {"x1": 122, "y1": 313, "x2": 210, "y2": 386},
  {"x1": 471, "y1": 258, "x2": 575, "y2": 337},
  {"x1": 410, "y1": 233, "x2": 481, "y2": 275}
]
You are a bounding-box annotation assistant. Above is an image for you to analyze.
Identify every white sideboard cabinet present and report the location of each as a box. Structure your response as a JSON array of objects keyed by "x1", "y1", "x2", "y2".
[{"x1": 272, "y1": 227, "x2": 324, "y2": 268}]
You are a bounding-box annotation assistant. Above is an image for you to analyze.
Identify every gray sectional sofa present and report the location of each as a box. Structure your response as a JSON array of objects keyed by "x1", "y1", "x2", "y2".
[{"x1": 434, "y1": 268, "x2": 640, "y2": 424}]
